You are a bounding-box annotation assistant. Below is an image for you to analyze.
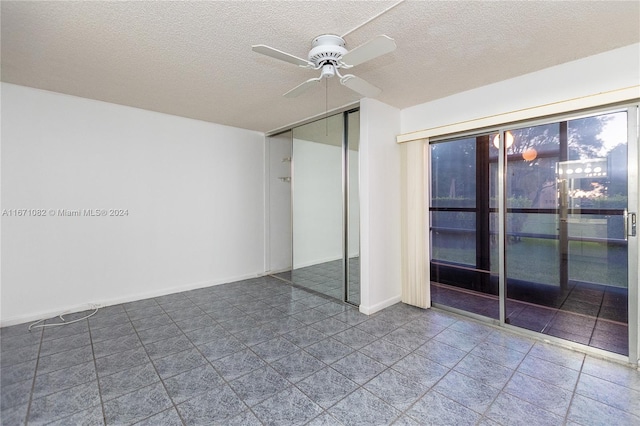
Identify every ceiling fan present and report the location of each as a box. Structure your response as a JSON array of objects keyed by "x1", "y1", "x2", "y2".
[{"x1": 252, "y1": 34, "x2": 396, "y2": 98}]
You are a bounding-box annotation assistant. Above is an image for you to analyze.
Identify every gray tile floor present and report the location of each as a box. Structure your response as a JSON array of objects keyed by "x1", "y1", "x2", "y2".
[
  {"x1": 275, "y1": 257, "x2": 361, "y2": 305},
  {"x1": 1, "y1": 276, "x2": 639, "y2": 425}
]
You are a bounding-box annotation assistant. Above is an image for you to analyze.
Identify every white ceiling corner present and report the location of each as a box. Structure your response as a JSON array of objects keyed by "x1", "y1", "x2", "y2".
[{"x1": 1, "y1": 1, "x2": 638, "y2": 133}]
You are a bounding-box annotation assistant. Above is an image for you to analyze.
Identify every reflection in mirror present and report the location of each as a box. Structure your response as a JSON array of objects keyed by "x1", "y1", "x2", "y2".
[
  {"x1": 267, "y1": 131, "x2": 292, "y2": 274},
  {"x1": 290, "y1": 113, "x2": 345, "y2": 300}
]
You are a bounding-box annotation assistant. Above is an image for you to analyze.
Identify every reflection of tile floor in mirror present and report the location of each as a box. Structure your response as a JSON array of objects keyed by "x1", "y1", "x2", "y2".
[
  {"x1": 2, "y1": 275, "x2": 639, "y2": 425},
  {"x1": 274, "y1": 258, "x2": 360, "y2": 305},
  {"x1": 432, "y1": 281, "x2": 629, "y2": 355}
]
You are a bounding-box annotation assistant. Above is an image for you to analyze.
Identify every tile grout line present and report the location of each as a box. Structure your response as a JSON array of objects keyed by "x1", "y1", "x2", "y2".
[
  {"x1": 394, "y1": 317, "x2": 481, "y2": 424},
  {"x1": 565, "y1": 357, "x2": 640, "y2": 422},
  {"x1": 120, "y1": 299, "x2": 187, "y2": 426},
  {"x1": 117, "y1": 297, "x2": 210, "y2": 425},
  {"x1": 291, "y1": 311, "x2": 387, "y2": 423},
  {"x1": 22, "y1": 325, "x2": 44, "y2": 426},
  {"x1": 354, "y1": 326, "x2": 429, "y2": 424},
  {"x1": 20, "y1": 316, "x2": 107, "y2": 424},
  {"x1": 587, "y1": 290, "x2": 607, "y2": 348},
  {"x1": 180, "y1": 290, "x2": 269, "y2": 425},
  {"x1": 473, "y1": 331, "x2": 538, "y2": 424},
  {"x1": 86, "y1": 316, "x2": 108, "y2": 425},
  {"x1": 563, "y1": 355, "x2": 587, "y2": 425},
  {"x1": 308, "y1": 310, "x2": 455, "y2": 424},
  {"x1": 196, "y1": 282, "x2": 362, "y2": 423},
  {"x1": 233, "y1": 283, "x2": 353, "y2": 423}
]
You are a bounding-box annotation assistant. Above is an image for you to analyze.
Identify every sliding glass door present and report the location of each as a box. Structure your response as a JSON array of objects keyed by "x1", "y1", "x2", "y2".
[
  {"x1": 430, "y1": 135, "x2": 500, "y2": 319},
  {"x1": 430, "y1": 106, "x2": 637, "y2": 358},
  {"x1": 503, "y1": 110, "x2": 631, "y2": 355}
]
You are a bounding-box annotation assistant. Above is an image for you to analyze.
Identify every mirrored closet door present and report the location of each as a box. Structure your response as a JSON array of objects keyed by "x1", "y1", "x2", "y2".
[{"x1": 270, "y1": 108, "x2": 360, "y2": 306}]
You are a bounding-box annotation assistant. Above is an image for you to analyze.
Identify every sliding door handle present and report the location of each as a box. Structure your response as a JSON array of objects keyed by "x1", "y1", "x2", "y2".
[{"x1": 625, "y1": 210, "x2": 636, "y2": 239}]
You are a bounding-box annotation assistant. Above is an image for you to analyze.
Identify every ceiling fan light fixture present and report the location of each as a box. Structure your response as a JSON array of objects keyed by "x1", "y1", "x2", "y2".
[{"x1": 321, "y1": 64, "x2": 336, "y2": 78}]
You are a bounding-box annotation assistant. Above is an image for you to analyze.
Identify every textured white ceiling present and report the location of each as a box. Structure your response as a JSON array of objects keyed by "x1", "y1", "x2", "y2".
[{"x1": 2, "y1": 1, "x2": 639, "y2": 133}]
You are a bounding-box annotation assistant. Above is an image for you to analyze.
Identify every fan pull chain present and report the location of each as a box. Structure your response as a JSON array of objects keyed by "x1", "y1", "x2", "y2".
[{"x1": 325, "y1": 77, "x2": 329, "y2": 136}]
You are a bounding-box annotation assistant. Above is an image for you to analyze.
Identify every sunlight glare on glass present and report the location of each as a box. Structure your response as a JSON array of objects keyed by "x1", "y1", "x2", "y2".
[
  {"x1": 493, "y1": 131, "x2": 514, "y2": 149},
  {"x1": 597, "y1": 112, "x2": 627, "y2": 156}
]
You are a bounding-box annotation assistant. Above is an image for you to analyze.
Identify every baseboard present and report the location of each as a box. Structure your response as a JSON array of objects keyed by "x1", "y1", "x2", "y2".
[
  {"x1": 359, "y1": 294, "x2": 402, "y2": 315},
  {"x1": 293, "y1": 256, "x2": 342, "y2": 269},
  {"x1": 265, "y1": 267, "x2": 292, "y2": 275},
  {"x1": 0, "y1": 271, "x2": 266, "y2": 328}
]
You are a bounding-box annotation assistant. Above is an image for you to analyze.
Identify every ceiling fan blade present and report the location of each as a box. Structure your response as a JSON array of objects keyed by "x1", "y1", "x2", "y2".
[
  {"x1": 341, "y1": 35, "x2": 396, "y2": 67},
  {"x1": 284, "y1": 77, "x2": 322, "y2": 98},
  {"x1": 252, "y1": 45, "x2": 313, "y2": 67},
  {"x1": 340, "y1": 75, "x2": 382, "y2": 97}
]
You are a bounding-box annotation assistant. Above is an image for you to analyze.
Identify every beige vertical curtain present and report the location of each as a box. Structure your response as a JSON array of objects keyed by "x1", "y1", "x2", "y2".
[{"x1": 400, "y1": 139, "x2": 430, "y2": 308}]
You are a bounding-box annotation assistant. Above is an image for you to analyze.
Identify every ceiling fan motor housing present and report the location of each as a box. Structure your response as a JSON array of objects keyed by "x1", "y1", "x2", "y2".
[{"x1": 308, "y1": 34, "x2": 347, "y2": 67}]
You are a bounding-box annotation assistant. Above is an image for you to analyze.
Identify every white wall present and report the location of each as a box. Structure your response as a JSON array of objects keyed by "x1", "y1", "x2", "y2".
[
  {"x1": 1, "y1": 83, "x2": 265, "y2": 326},
  {"x1": 292, "y1": 138, "x2": 343, "y2": 268},
  {"x1": 359, "y1": 98, "x2": 402, "y2": 314},
  {"x1": 401, "y1": 43, "x2": 640, "y2": 134}
]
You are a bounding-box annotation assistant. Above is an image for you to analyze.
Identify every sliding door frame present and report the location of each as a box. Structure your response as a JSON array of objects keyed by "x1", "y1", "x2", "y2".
[
  {"x1": 429, "y1": 102, "x2": 639, "y2": 365},
  {"x1": 627, "y1": 105, "x2": 638, "y2": 364},
  {"x1": 344, "y1": 107, "x2": 361, "y2": 307}
]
